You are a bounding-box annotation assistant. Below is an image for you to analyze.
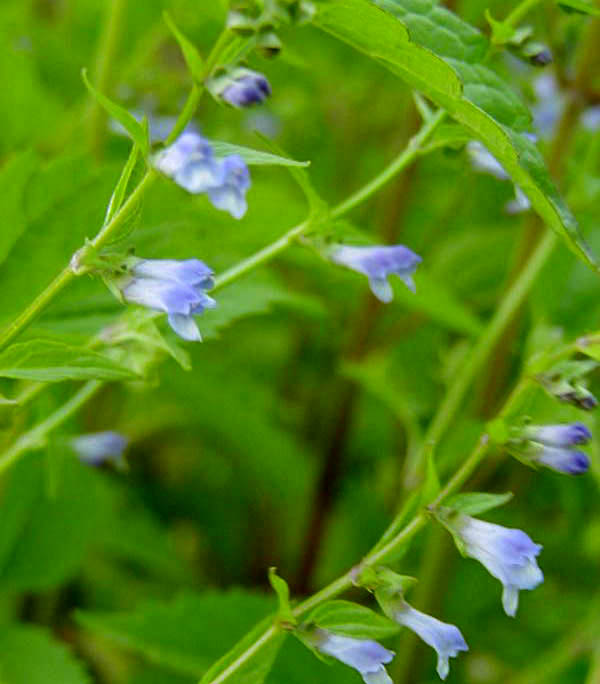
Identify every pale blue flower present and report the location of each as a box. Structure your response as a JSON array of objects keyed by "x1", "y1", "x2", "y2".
[
  {"x1": 315, "y1": 631, "x2": 394, "y2": 684},
  {"x1": 390, "y1": 602, "x2": 467, "y2": 680},
  {"x1": 222, "y1": 69, "x2": 271, "y2": 107},
  {"x1": 330, "y1": 244, "x2": 422, "y2": 302},
  {"x1": 207, "y1": 155, "x2": 251, "y2": 220},
  {"x1": 153, "y1": 133, "x2": 251, "y2": 219},
  {"x1": 155, "y1": 132, "x2": 222, "y2": 193},
  {"x1": 534, "y1": 446, "x2": 590, "y2": 475},
  {"x1": 121, "y1": 258, "x2": 216, "y2": 341},
  {"x1": 453, "y1": 515, "x2": 543, "y2": 617},
  {"x1": 71, "y1": 431, "x2": 128, "y2": 468}
]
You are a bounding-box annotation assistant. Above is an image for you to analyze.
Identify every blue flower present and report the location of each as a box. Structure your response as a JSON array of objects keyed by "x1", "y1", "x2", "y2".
[
  {"x1": 330, "y1": 244, "x2": 422, "y2": 302},
  {"x1": 121, "y1": 258, "x2": 216, "y2": 341},
  {"x1": 534, "y1": 446, "x2": 590, "y2": 475},
  {"x1": 71, "y1": 431, "x2": 128, "y2": 468},
  {"x1": 315, "y1": 631, "x2": 394, "y2": 684},
  {"x1": 390, "y1": 602, "x2": 467, "y2": 680},
  {"x1": 222, "y1": 69, "x2": 272, "y2": 108},
  {"x1": 450, "y1": 515, "x2": 543, "y2": 617},
  {"x1": 207, "y1": 155, "x2": 251, "y2": 220},
  {"x1": 154, "y1": 132, "x2": 251, "y2": 219},
  {"x1": 523, "y1": 423, "x2": 591, "y2": 475}
]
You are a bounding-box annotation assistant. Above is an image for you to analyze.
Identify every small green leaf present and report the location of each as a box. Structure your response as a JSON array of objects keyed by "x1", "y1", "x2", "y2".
[
  {"x1": 557, "y1": 0, "x2": 600, "y2": 15},
  {"x1": 444, "y1": 491, "x2": 513, "y2": 516},
  {"x1": 163, "y1": 11, "x2": 205, "y2": 80},
  {"x1": 268, "y1": 568, "x2": 296, "y2": 625},
  {"x1": 82, "y1": 69, "x2": 149, "y2": 155},
  {"x1": 306, "y1": 600, "x2": 400, "y2": 640},
  {"x1": 210, "y1": 140, "x2": 310, "y2": 167},
  {"x1": 0, "y1": 339, "x2": 137, "y2": 382},
  {"x1": 485, "y1": 10, "x2": 516, "y2": 46}
]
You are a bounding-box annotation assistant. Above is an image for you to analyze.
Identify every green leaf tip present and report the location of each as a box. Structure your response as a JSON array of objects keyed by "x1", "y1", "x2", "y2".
[
  {"x1": 163, "y1": 11, "x2": 205, "y2": 81},
  {"x1": 82, "y1": 68, "x2": 149, "y2": 155}
]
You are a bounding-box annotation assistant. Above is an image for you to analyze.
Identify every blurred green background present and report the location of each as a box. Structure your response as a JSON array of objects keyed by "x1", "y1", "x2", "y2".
[{"x1": 0, "y1": 0, "x2": 599, "y2": 682}]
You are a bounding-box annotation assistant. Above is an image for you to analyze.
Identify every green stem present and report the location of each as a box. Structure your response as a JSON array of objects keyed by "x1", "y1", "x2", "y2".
[
  {"x1": 164, "y1": 84, "x2": 203, "y2": 146},
  {"x1": 88, "y1": 0, "x2": 129, "y2": 155},
  {"x1": 330, "y1": 109, "x2": 446, "y2": 219},
  {"x1": 0, "y1": 381, "x2": 102, "y2": 475},
  {"x1": 212, "y1": 221, "x2": 310, "y2": 292},
  {"x1": 504, "y1": 0, "x2": 544, "y2": 29}
]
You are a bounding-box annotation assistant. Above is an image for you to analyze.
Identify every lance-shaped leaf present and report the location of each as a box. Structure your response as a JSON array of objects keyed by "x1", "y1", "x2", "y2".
[
  {"x1": 82, "y1": 69, "x2": 149, "y2": 155},
  {"x1": 163, "y1": 11, "x2": 204, "y2": 81},
  {"x1": 313, "y1": 0, "x2": 597, "y2": 270}
]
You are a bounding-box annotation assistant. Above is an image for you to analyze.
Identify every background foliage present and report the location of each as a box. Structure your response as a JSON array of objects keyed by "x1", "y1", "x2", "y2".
[{"x1": 0, "y1": 0, "x2": 599, "y2": 683}]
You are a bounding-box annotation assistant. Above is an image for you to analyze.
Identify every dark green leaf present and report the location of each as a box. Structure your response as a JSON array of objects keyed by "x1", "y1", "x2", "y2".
[{"x1": 313, "y1": 0, "x2": 597, "y2": 270}]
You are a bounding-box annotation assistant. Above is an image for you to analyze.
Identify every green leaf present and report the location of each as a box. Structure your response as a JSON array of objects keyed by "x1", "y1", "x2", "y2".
[
  {"x1": 444, "y1": 491, "x2": 513, "y2": 516},
  {"x1": 76, "y1": 591, "x2": 278, "y2": 677},
  {"x1": 210, "y1": 141, "x2": 310, "y2": 167},
  {"x1": 163, "y1": 11, "x2": 205, "y2": 80},
  {"x1": 313, "y1": 0, "x2": 598, "y2": 270},
  {"x1": 306, "y1": 600, "x2": 400, "y2": 640},
  {"x1": 0, "y1": 150, "x2": 38, "y2": 268},
  {"x1": 0, "y1": 339, "x2": 137, "y2": 382},
  {"x1": 269, "y1": 568, "x2": 296, "y2": 625},
  {"x1": 199, "y1": 616, "x2": 286, "y2": 684},
  {"x1": 557, "y1": 0, "x2": 600, "y2": 15},
  {"x1": 82, "y1": 69, "x2": 149, "y2": 155},
  {"x1": 0, "y1": 625, "x2": 90, "y2": 684}
]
